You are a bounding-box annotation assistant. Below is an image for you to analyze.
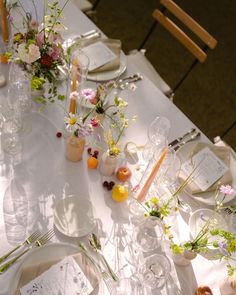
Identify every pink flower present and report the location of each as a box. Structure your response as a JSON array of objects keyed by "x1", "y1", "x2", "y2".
[
  {"x1": 18, "y1": 43, "x2": 41, "y2": 64},
  {"x1": 69, "y1": 91, "x2": 79, "y2": 100},
  {"x1": 90, "y1": 118, "x2": 99, "y2": 127},
  {"x1": 220, "y1": 185, "x2": 235, "y2": 195},
  {"x1": 30, "y1": 20, "x2": 39, "y2": 31},
  {"x1": 49, "y1": 44, "x2": 62, "y2": 60},
  {"x1": 36, "y1": 32, "x2": 45, "y2": 47},
  {"x1": 81, "y1": 88, "x2": 96, "y2": 102}
]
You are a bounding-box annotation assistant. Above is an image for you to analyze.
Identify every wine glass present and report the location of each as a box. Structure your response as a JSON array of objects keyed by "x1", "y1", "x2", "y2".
[
  {"x1": 111, "y1": 275, "x2": 144, "y2": 295},
  {"x1": 134, "y1": 216, "x2": 164, "y2": 252},
  {"x1": 70, "y1": 49, "x2": 90, "y2": 92},
  {"x1": 154, "y1": 148, "x2": 181, "y2": 189},
  {"x1": 139, "y1": 254, "x2": 171, "y2": 290},
  {"x1": 142, "y1": 116, "x2": 170, "y2": 167}
]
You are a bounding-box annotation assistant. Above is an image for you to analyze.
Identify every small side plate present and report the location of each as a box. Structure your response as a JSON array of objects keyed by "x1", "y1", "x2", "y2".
[{"x1": 54, "y1": 195, "x2": 95, "y2": 237}]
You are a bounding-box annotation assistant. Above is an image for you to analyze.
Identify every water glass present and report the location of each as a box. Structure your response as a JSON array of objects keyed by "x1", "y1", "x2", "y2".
[
  {"x1": 111, "y1": 276, "x2": 144, "y2": 295},
  {"x1": 134, "y1": 216, "x2": 164, "y2": 252},
  {"x1": 139, "y1": 254, "x2": 171, "y2": 290}
]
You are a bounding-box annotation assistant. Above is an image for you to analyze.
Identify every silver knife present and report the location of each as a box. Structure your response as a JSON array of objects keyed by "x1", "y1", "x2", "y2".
[
  {"x1": 173, "y1": 131, "x2": 201, "y2": 151},
  {"x1": 168, "y1": 128, "x2": 196, "y2": 148}
]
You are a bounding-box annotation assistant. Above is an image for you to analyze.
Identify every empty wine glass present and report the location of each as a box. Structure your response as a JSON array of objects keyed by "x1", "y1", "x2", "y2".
[
  {"x1": 139, "y1": 254, "x2": 171, "y2": 290},
  {"x1": 154, "y1": 148, "x2": 181, "y2": 189},
  {"x1": 70, "y1": 49, "x2": 90, "y2": 92},
  {"x1": 134, "y1": 216, "x2": 164, "y2": 252},
  {"x1": 111, "y1": 276, "x2": 144, "y2": 295},
  {"x1": 142, "y1": 116, "x2": 170, "y2": 163}
]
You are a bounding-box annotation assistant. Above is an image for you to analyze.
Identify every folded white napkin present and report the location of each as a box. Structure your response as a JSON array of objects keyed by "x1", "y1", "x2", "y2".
[{"x1": 81, "y1": 37, "x2": 121, "y2": 73}]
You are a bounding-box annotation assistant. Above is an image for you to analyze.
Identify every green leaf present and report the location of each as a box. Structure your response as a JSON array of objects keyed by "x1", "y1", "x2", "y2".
[{"x1": 58, "y1": 94, "x2": 65, "y2": 101}]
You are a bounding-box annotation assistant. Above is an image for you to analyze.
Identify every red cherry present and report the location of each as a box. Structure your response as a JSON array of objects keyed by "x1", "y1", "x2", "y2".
[
  {"x1": 56, "y1": 132, "x2": 62, "y2": 138},
  {"x1": 87, "y1": 147, "x2": 92, "y2": 155}
]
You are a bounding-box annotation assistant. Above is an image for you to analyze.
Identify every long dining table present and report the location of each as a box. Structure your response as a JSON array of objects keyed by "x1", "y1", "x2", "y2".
[{"x1": 0, "y1": 1, "x2": 229, "y2": 294}]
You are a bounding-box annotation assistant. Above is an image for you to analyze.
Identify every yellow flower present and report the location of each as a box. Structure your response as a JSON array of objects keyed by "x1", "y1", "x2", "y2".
[{"x1": 69, "y1": 117, "x2": 77, "y2": 125}]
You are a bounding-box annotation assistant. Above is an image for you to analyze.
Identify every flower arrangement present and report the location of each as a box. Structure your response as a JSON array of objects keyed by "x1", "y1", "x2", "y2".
[
  {"x1": 169, "y1": 184, "x2": 236, "y2": 276},
  {"x1": 80, "y1": 82, "x2": 136, "y2": 157},
  {"x1": 8, "y1": 0, "x2": 70, "y2": 104},
  {"x1": 64, "y1": 111, "x2": 93, "y2": 139}
]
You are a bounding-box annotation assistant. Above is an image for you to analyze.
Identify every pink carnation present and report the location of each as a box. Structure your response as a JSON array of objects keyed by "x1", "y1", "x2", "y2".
[{"x1": 220, "y1": 185, "x2": 236, "y2": 195}]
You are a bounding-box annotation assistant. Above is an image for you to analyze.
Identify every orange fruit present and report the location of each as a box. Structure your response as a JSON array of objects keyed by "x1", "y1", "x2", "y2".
[
  {"x1": 87, "y1": 156, "x2": 98, "y2": 169},
  {"x1": 0, "y1": 54, "x2": 8, "y2": 64},
  {"x1": 112, "y1": 185, "x2": 128, "y2": 202}
]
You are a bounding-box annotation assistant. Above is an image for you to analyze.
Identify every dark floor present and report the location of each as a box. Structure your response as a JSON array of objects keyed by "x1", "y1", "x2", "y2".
[{"x1": 89, "y1": 0, "x2": 236, "y2": 149}]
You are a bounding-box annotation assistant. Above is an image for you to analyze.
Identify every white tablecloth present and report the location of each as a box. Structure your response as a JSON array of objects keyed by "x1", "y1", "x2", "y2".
[{"x1": 0, "y1": 1, "x2": 228, "y2": 294}]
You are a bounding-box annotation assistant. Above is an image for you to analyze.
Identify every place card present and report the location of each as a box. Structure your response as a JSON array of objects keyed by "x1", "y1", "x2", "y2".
[
  {"x1": 20, "y1": 256, "x2": 94, "y2": 295},
  {"x1": 82, "y1": 41, "x2": 117, "y2": 71},
  {"x1": 181, "y1": 147, "x2": 229, "y2": 191}
]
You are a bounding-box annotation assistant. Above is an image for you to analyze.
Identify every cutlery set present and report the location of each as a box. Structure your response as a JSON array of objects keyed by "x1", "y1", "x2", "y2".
[
  {"x1": 79, "y1": 233, "x2": 118, "y2": 292},
  {"x1": 0, "y1": 229, "x2": 55, "y2": 274},
  {"x1": 114, "y1": 73, "x2": 143, "y2": 89},
  {"x1": 168, "y1": 128, "x2": 201, "y2": 151}
]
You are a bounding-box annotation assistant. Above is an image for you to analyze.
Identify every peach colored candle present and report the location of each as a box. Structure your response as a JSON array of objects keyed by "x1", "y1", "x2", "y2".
[
  {"x1": 0, "y1": 0, "x2": 9, "y2": 43},
  {"x1": 69, "y1": 58, "x2": 78, "y2": 114},
  {"x1": 136, "y1": 147, "x2": 168, "y2": 202}
]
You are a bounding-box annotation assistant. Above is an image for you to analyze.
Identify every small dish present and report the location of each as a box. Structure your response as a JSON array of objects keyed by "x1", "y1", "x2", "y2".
[{"x1": 54, "y1": 195, "x2": 95, "y2": 237}]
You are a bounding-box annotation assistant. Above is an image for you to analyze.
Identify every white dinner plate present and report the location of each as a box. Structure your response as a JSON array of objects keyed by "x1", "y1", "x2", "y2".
[
  {"x1": 8, "y1": 243, "x2": 100, "y2": 295},
  {"x1": 54, "y1": 195, "x2": 96, "y2": 237},
  {"x1": 177, "y1": 142, "x2": 236, "y2": 206},
  {"x1": 87, "y1": 51, "x2": 127, "y2": 82},
  {"x1": 189, "y1": 208, "x2": 228, "y2": 259}
]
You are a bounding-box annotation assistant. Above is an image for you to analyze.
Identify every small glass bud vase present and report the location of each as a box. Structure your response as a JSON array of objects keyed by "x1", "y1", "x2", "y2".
[
  {"x1": 65, "y1": 133, "x2": 85, "y2": 162},
  {"x1": 172, "y1": 249, "x2": 197, "y2": 266},
  {"x1": 99, "y1": 150, "x2": 118, "y2": 176},
  {"x1": 220, "y1": 274, "x2": 236, "y2": 295}
]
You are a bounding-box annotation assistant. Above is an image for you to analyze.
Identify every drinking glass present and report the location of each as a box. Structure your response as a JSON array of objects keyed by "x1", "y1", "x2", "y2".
[
  {"x1": 111, "y1": 276, "x2": 144, "y2": 295},
  {"x1": 8, "y1": 63, "x2": 31, "y2": 113},
  {"x1": 142, "y1": 116, "x2": 170, "y2": 162},
  {"x1": 154, "y1": 148, "x2": 181, "y2": 189},
  {"x1": 70, "y1": 49, "x2": 90, "y2": 93},
  {"x1": 139, "y1": 254, "x2": 171, "y2": 290},
  {"x1": 134, "y1": 216, "x2": 164, "y2": 252}
]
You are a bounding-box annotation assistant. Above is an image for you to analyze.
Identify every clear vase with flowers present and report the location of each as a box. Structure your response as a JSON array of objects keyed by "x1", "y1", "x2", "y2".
[{"x1": 8, "y1": 0, "x2": 70, "y2": 104}]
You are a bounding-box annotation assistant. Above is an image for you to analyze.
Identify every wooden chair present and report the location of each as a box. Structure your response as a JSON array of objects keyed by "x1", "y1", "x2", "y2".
[
  {"x1": 127, "y1": 0, "x2": 217, "y2": 99},
  {"x1": 73, "y1": 0, "x2": 93, "y2": 12}
]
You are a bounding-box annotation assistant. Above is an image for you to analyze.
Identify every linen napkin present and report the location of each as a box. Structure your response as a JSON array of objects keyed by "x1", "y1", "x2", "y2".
[
  {"x1": 81, "y1": 37, "x2": 121, "y2": 73},
  {"x1": 14, "y1": 253, "x2": 99, "y2": 295},
  {"x1": 179, "y1": 142, "x2": 232, "y2": 194}
]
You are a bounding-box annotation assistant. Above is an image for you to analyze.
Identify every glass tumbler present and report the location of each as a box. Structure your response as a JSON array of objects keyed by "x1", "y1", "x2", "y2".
[{"x1": 134, "y1": 216, "x2": 164, "y2": 252}]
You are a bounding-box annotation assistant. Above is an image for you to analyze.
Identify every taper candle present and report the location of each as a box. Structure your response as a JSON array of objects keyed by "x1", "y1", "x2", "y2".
[
  {"x1": 69, "y1": 58, "x2": 78, "y2": 114},
  {"x1": 136, "y1": 147, "x2": 168, "y2": 202},
  {"x1": 0, "y1": 0, "x2": 9, "y2": 43}
]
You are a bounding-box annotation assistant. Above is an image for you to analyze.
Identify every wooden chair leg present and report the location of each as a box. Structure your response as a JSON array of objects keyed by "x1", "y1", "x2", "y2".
[{"x1": 92, "y1": 0, "x2": 101, "y2": 10}]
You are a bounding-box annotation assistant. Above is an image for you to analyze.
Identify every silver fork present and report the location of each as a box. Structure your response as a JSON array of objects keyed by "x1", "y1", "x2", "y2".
[
  {"x1": 0, "y1": 229, "x2": 55, "y2": 274},
  {"x1": 0, "y1": 230, "x2": 41, "y2": 264},
  {"x1": 102, "y1": 271, "x2": 115, "y2": 293}
]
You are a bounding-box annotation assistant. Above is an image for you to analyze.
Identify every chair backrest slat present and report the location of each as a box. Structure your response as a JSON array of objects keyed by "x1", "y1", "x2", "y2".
[
  {"x1": 152, "y1": 9, "x2": 207, "y2": 63},
  {"x1": 160, "y1": 0, "x2": 217, "y2": 49}
]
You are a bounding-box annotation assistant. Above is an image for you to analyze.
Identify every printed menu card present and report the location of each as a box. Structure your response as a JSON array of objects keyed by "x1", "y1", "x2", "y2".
[
  {"x1": 20, "y1": 256, "x2": 93, "y2": 295},
  {"x1": 181, "y1": 147, "x2": 229, "y2": 191}
]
